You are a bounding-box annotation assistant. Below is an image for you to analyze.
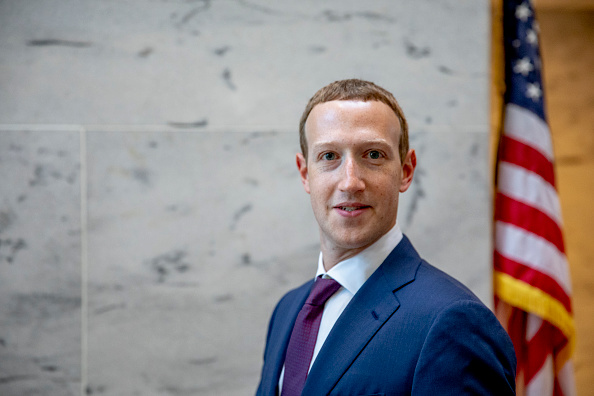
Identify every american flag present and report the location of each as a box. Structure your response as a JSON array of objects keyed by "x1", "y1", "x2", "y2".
[{"x1": 494, "y1": 1, "x2": 576, "y2": 395}]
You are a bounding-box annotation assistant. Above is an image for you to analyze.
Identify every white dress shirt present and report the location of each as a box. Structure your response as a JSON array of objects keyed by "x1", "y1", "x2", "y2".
[{"x1": 278, "y1": 223, "x2": 403, "y2": 392}]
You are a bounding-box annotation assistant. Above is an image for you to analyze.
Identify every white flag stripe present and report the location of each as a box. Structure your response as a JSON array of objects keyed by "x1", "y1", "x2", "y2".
[
  {"x1": 558, "y1": 361, "x2": 578, "y2": 396},
  {"x1": 526, "y1": 354, "x2": 554, "y2": 396},
  {"x1": 526, "y1": 314, "x2": 544, "y2": 342},
  {"x1": 495, "y1": 221, "x2": 572, "y2": 294},
  {"x1": 498, "y1": 162, "x2": 563, "y2": 226},
  {"x1": 504, "y1": 103, "x2": 554, "y2": 161}
]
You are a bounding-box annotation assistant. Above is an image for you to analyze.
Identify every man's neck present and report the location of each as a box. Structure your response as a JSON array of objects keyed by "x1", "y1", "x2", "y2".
[
  {"x1": 321, "y1": 243, "x2": 372, "y2": 271},
  {"x1": 319, "y1": 223, "x2": 402, "y2": 271}
]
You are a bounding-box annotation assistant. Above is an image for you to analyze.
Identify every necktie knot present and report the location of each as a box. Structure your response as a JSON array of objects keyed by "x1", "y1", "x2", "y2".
[{"x1": 306, "y1": 277, "x2": 342, "y2": 306}]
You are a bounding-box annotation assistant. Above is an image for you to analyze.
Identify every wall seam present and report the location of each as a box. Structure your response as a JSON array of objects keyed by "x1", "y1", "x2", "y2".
[{"x1": 80, "y1": 127, "x2": 89, "y2": 396}]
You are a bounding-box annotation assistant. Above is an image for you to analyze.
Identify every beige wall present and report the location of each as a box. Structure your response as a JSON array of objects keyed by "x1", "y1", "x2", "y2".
[
  {"x1": 492, "y1": 1, "x2": 594, "y2": 394},
  {"x1": 540, "y1": 8, "x2": 594, "y2": 395}
]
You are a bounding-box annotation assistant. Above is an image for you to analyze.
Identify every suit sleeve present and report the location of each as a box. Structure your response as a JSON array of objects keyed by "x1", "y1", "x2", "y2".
[{"x1": 411, "y1": 300, "x2": 517, "y2": 395}]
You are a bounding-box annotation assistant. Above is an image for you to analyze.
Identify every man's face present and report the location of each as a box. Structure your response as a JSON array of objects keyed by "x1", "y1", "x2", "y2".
[{"x1": 297, "y1": 100, "x2": 416, "y2": 259}]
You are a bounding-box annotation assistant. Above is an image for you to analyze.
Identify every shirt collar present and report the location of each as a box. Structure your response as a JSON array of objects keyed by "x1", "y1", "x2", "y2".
[{"x1": 315, "y1": 222, "x2": 403, "y2": 296}]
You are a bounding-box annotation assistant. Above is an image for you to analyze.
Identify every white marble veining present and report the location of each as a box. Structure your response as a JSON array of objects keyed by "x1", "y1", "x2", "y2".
[
  {"x1": 85, "y1": 131, "x2": 317, "y2": 394},
  {"x1": 0, "y1": 0, "x2": 488, "y2": 131},
  {"x1": 400, "y1": 129, "x2": 492, "y2": 302},
  {"x1": 0, "y1": 1, "x2": 491, "y2": 395},
  {"x1": 0, "y1": 131, "x2": 81, "y2": 396}
]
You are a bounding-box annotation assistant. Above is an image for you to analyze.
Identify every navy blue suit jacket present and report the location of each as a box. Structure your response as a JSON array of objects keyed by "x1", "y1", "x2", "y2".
[{"x1": 256, "y1": 236, "x2": 516, "y2": 395}]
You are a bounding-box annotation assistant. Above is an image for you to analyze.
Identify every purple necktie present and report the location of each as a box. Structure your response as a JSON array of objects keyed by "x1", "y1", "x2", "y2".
[{"x1": 281, "y1": 277, "x2": 342, "y2": 396}]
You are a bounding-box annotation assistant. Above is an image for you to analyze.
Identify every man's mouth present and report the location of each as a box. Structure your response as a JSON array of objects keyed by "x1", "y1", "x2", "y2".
[
  {"x1": 334, "y1": 203, "x2": 371, "y2": 212},
  {"x1": 339, "y1": 206, "x2": 369, "y2": 212}
]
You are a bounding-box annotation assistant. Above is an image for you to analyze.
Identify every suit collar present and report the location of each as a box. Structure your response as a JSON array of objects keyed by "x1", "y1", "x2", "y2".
[
  {"x1": 316, "y1": 223, "x2": 404, "y2": 296},
  {"x1": 302, "y1": 235, "x2": 422, "y2": 395},
  {"x1": 378, "y1": 235, "x2": 423, "y2": 292}
]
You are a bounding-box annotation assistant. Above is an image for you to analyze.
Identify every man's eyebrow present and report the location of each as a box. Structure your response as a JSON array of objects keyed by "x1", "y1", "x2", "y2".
[{"x1": 311, "y1": 139, "x2": 394, "y2": 150}]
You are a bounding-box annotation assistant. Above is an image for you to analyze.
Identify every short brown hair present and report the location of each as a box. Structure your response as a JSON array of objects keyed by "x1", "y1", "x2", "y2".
[{"x1": 299, "y1": 79, "x2": 409, "y2": 162}]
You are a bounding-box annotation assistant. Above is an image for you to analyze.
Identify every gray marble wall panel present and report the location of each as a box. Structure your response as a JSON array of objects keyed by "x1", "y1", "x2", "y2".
[
  {"x1": 400, "y1": 130, "x2": 492, "y2": 300},
  {"x1": 85, "y1": 131, "x2": 316, "y2": 395},
  {"x1": 0, "y1": 0, "x2": 491, "y2": 395},
  {"x1": 0, "y1": 0, "x2": 487, "y2": 130},
  {"x1": 0, "y1": 131, "x2": 81, "y2": 396}
]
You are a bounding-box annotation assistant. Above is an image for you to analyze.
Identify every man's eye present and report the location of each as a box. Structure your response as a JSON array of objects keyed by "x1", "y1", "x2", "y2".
[
  {"x1": 368, "y1": 150, "x2": 382, "y2": 159},
  {"x1": 323, "y1": 152, "x2": 336, "y2": 160}
]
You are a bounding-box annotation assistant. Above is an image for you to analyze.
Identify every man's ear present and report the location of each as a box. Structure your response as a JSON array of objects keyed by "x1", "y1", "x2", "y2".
[
  {"x1": 296, "y1": 153, "x2": 310, "y2": 194},
  {"x1": 399, "y1": 149, "x2": 416, "y2": 193}
]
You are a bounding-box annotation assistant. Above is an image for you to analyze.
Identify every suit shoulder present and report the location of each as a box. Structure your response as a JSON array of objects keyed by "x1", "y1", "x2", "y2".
[
  {"x1": 389, "y1": 258, "x2": 494, "y2": 327},
  {"x1": 415, "y1": 259, "x2": 482, "y2": 303},
  {"x1": 405, "y1": 262, "x2": 517, "y2": 391},
  {"x1": 383, "y1": 235, "x2": 484, "y2": 306}
]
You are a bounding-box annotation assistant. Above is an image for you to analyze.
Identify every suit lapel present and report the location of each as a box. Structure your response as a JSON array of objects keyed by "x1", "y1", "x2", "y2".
[{"x1": 302, "y1": 236, "x2": 422, "y2": 395}]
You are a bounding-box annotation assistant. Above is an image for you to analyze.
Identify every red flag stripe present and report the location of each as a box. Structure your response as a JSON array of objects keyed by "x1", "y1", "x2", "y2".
[
  {"x1": 525, "y1": 323, "x2": 568, "y2": 384},
  {"x1": 553, "y1": 378, "x2": 564, "y2": 396},
  {"x1": 524, "y1": 329, "x2": 551, "y2": 384},
  {"x1": 499, "y1": 302, "x2": 527, "y2": 366},
  {"x1": 497, "y1": 162, "x2": 562, "y2": 225},
  {"x1": 525, "y1": 353, "x2": 555, "y2": 394},
  {"x1": 499, "y1": 135, "x2": 556, "y2": 187},
  {"x1": 494, "y1": 252, "x2": 572, "y2": 313},
  {"x1": 495, "y1": 221, "x2": 572, "y2": 293},
  {"x1": 503, "y1": 103, "x2": 554, "y2": 161},
  {"x1": 496, "y1": 193, "x2": 565, "y2": 253}
]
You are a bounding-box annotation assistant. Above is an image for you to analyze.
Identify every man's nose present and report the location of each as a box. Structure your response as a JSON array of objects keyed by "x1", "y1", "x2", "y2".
[{"x1": 338, "y1": 157, "x2": 365, "y2": 193}]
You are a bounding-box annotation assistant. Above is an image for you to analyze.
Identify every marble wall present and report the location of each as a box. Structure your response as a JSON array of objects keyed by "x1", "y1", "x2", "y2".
[{"x1": 0, "y1": 1, "x2": 490, "y2": 395}]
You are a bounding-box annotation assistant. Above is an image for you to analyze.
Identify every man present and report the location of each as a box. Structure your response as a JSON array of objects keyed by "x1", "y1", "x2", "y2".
[{"x1": 256, "y1": 79, "x2": 516, "y2": 395}]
